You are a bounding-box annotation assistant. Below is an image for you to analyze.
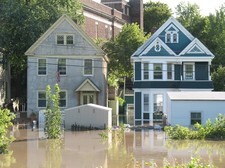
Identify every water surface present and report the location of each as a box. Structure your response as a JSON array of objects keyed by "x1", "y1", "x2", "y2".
[{"x1": 1, "y1": 129, "x2": 225, "y2": 168}]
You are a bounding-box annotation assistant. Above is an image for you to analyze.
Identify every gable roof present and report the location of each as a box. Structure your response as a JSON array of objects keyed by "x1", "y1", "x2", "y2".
[
  {"x1": 140, "y1": 37, "x2": 176, "y2": 56},
  {"x1": 25, "y1": 14, "x2": 106, "y2": 59},
  {"x1": 179, "y1": 38, "x2": 214, "y2": 57},
  {"x1": 75, "y1": 78, "x2": 100, "y2": 92},
  {"x1": 132, "y1": 16, "x2": 195, "y2": 57}
]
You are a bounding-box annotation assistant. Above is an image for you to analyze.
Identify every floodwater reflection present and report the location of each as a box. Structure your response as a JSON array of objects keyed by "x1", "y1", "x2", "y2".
[{"x1": 5, "y1": 129, "x2": 225, "y2": 168}]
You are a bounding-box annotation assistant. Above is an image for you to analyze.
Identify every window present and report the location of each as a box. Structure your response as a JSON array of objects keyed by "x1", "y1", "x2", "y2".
[
  {"x1": 154, "y1": 63, "x2": 163, "y2": 79},
  {"x1": 153, "y1": 94, "x2": 163, "y2": 113},
  {"x1": 165, "y1": 32, "x2": 178, "y2": 43},
  {"x1": 58, "y1": 58, "x2": 66, "y2": 75},
  {"x1": 66, "y1": 35, "x2": 73, "y2": 44},
  {"x1": 184, "y1": 63, "x2": 194, "y2": 80},
  {"x1": 38, "y1": 91, "x2": 46, "y2": 107},
  {"x1": 59, "y1": 91, "x2": 66, "y2": 107},
  {"x1": 143, "y1": 94, "x2": 149, "y2": 112},
  {"x1": 56, "y1": 34, "x2": 74, "y2": 45},
  {"x1": 56, "y1": 35, "x2": 64, "y2": 45},
  {"x1": 143, "y1": 63, "x2": 149, "y2": 80},
  {"x1": 38, "y1": 59, "x2": 46, "y2": 75},
  {"x1": 166, "y1": 33, "x2": 171, "y2": 43},
  {"x1": 84, "y1": 59, "x2": 93, "y2": 75},
  {"x1": 95, "y1": 22, "x2": 98, "y2": 39},
  {"x1": 191, "y1": 112, "x2": 201, "y2": 125},
  {"x1": 167, "y1": 63, "x2": 172, "y2": 80},
  {"x1": 173, "y1": 33, "x2": 177, "y2": 43}
]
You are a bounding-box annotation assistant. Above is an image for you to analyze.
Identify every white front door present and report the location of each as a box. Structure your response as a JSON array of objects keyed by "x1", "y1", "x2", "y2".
[{"x1": 81, "y1": 91, "x2": 96, "y2": 105}]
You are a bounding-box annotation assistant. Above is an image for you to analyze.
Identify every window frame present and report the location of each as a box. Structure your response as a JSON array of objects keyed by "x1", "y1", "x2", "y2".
[
  {"x1": 153, "y1": 94, "x2": 163, "y2": 113},
  {"x1": 56, "y1": 34, "x2": 74, "y2": 45},
  {"x1": 190, "y1": 112, "x2": 201, "y2": 125},
  {"x1": 143, "y1": 63, "x2": 149, "y2": 80},
  {"x1": 183, "y1": 63, "x2": 195, "y2": 80},
  {"x1": 58, "y1": 58, "x2": 67, "y2": 75},
  {"x1": 59, "y1": 90, "x2": 67, "y2": 107},
  {"x1": 153, "y1": 63, "x2": 163, "y2": 80},
  {"x1": 165, "y1": 31, "x2": 179, "y2": 43},
  {"x1": 167, "y1": 63, "x2": 173, "y2": 80},
  {"x1": 83, "y1": 59, "x2": 93, "y2": 76},
  {"x1": 143, "y1": 93, "x2": 149, "y2": 112},
  {"x1": 37, "y1": 91, "x2": 46, "y2": 108},
  {"x1": 38, "y1": 58, "x2": 47, "y2": 75}
]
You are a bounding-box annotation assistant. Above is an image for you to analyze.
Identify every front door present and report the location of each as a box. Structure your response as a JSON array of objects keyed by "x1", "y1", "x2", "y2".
[{"x1": 81, "y1": 91, "x2": 96, "y2": 105}]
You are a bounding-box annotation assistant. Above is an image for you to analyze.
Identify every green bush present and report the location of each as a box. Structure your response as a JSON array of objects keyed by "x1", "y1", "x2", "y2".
[
  {"x1": 0, "y1": 108, "x2": 15, "y2": 154},
  {"x1": 164, "y1": 157, "x2": 216, "y2": 168},
  {"x1": 165, "y1": 114, "x2": 225, "y2": 140},
  {"x1": 44, "y1": 84, "x2": 62, "y2": 139}
]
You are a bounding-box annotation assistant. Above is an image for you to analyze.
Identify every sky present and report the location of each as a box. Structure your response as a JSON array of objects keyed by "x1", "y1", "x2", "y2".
[
  {"x1": 148, "y1": 0, "x2": 225, "y2": 16},
  {"x1": 93, "y1": 0, "x2": 225, "y2": 16}
]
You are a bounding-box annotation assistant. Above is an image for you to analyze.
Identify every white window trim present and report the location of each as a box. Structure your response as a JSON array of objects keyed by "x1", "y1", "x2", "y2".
[
  {"x1": 59, "y1": 90, "x2": 67, "y2": 108},
  {"x1": 165, "y1": 24, "x2": 179, "y2": 43},
  {"x1": 37, "y1": 90, "x2": 46, "y2": 108},
  {"x1": 183, "y1": 63, "x2": 195, "y2": 80},
  {"x1": 58, "y1": 58, "x2": 67, "y2": 76},
  {"x1": 142, "y1": 93, "x2": 150, "y2": 113},
  {"x1": 167, "y1": 63, "x2": 174, "y2": 80},
  {"x1": 37, "y1": 58, "x2": 47, "y2": 76},
  {"x1": 165, "y1": 31, "x2": 179, "y2": 43},
  {"x1": 153, "y1": 63, "x2": 163, "y2": 80},
  {"x1": 83, "y1": 59, "x2": 94, "y2": 76},
  {"x1": 142, "y1": 62, "x2": 149, "y2": 80},
  {"x1": 56, "y1": 34, "x2": 74, "y2": 45}
]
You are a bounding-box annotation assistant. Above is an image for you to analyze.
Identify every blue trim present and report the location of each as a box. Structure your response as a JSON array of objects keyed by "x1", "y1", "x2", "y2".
[
  {"x1": 135, "y1": 92, "x2": 141, "y2": 119},
  {"x1": 135, "y1": 62, "x2": 141, "y2": 80},
  {"x1": 195, "y1": 62, "x2": 208, "y2": 80}
]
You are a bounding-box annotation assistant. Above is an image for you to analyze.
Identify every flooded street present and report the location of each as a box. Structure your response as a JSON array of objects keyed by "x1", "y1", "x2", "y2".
[{"x1": 1, "y1": 128, "x2": 225, "y2": 168}]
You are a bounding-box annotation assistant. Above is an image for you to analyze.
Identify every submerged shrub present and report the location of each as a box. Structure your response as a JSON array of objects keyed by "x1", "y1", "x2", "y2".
[
  {"x1": 0, "y1": 109, "x2": 15, "y2": 154},
  {"x1": 164, "y1": 157, "x2": 216, "y2": 168},
  {"x1": 165, "y1": 114, "x2": 225, "y2": 140}
]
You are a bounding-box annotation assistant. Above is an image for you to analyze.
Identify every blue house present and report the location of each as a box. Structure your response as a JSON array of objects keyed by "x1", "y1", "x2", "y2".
[
  {"x1": 25, "y1": 15, "x2": 108, "y2": 117},
  {"x1": 131, "y1": 17, "x2": 214, "y2": 126}
]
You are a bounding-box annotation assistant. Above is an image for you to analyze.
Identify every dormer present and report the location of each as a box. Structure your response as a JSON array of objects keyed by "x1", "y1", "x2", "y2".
[{"x1": 165, "y1": 24, "x2": 179, "y2": 43}]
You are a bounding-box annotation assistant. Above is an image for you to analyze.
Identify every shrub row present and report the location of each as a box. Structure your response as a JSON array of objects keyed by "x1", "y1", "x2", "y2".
[{"x1": 165, "y1": 114, "x2": 225, "y2": 140}]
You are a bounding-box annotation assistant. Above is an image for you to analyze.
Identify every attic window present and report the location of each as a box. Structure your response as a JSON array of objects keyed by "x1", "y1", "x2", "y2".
[
  {"x1": 165, "y1": 32, "x2": 178, "y2": 43},
  {"x1": 165, "y1": 24, "x2": 179, "y2": 43},
  {"x1": 56, "y1": 34, "x2": 74, "y2": 45}
]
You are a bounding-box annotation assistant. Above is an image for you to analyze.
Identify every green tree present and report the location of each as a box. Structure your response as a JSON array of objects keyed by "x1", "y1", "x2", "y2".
[
  {"x1": 45, "y1": 84, "x2": 62, "y2": 139},
  {"x1": 0, "y1": 109, "x2": 15, "y2": 154},
  {"x1": 207, "y1": 6, "x2": 225, "y2": 70},
  {"x1": 103, "y1": 23, "x2": 149, "y2": 80},
  {"x1": 0, "y1": 0, "x2": 84, "y2": 98},
  {"x1": 211, "y1": 66, "x2": 225, "y2": 91},
  {"x1": 175, "y1": 1, "x2": 202, "y2": 33},
  {"x1": 144, "y1": 1, "x2": 172, "y2": 34}
]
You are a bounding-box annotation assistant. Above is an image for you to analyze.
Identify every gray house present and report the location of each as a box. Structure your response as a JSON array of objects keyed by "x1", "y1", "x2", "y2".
[{"x1": 25, "y1": 14, "x2": 108, "y2": 117}]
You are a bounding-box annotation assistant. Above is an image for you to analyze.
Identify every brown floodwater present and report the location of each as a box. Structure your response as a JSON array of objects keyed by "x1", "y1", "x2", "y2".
[{"x1": 1, "y1": 128, "x2": 225, "y2": 168}]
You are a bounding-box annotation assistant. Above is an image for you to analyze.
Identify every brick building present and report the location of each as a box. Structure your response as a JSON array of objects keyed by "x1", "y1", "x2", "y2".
[{"x1": 80, "y1": 0, "x2": 143, "y2": 39}]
